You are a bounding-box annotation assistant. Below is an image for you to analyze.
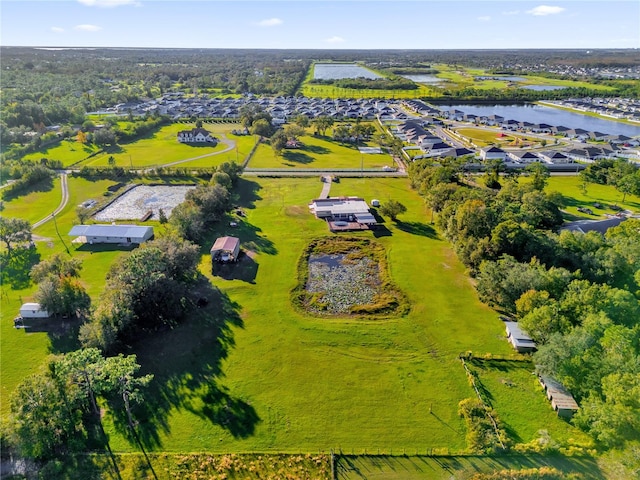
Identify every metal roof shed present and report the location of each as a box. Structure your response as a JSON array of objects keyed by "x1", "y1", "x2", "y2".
[{"x1": 68, "y1": 224, "x2": 154, "y2": 245}]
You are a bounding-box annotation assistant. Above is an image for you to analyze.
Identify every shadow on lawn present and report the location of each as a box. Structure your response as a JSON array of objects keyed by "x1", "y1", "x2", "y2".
[
  {"x1": 0, "y1": 247, "x2": 41, "y2": 290},
  {"x1": 395, "y1": 221, "x2": 438, "y2": 239},
  {"x1": 118, "y1": 279, "x2": 259, "y2": 449},
  {"x1": 282, "y1": 151, "x2": 314, "y2": 164},
  {"x1": 1, "y1": 176, "x2": 55, "y2": 202},
  {"x1": 304, "y1": 144, "x2": 330, "y2": 155}
]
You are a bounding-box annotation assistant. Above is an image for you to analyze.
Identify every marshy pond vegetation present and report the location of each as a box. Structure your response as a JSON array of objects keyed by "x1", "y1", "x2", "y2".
[{"x1": 293, "y1": 236, "x2": 409, "y2": 317}]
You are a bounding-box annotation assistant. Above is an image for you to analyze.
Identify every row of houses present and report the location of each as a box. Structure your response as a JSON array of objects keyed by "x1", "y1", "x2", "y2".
[{"x1": 547, "y1": 97, "x2": 640, "y2": 123}]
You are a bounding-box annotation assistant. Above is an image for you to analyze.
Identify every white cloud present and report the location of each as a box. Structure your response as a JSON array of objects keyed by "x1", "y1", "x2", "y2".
[
  {"x1": 74, "y1": 24, "x2": 103, "y2": 32},
  {"x1": 51, "y1": 27, "x2": 65, "y2": 33},
  {"x1": 478, "y1": 16, "x2": 491, "y2": 22},
  {"x1": 325, "y1": 36, "x2": 345, "y2": 44},
  {"x1": 502, "y1": 10, "x2": 519, "y2": 16},
  {"x1": 256, "y1": 18, "x2": 283, "y2": 27},
  {"x1": 77, "y1": 0, "x2": 140, "y2": 7},
  {"x1": 526, "y1": 5, "x2": 566, "y2": 16}
]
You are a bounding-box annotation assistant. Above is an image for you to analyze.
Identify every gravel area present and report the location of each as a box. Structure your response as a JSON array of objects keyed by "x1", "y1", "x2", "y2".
[
  {"x1": 306, "y1": 253, "x2": 381, "y2": 314},
  {"x1": 94, "y1": 185, "x2": 195, "y2": 221}
]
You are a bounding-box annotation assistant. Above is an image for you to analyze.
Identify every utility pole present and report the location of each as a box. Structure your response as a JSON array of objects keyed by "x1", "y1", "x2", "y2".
[{"x1": 52, "y1": 211, "x2": 70, "y2": 254}]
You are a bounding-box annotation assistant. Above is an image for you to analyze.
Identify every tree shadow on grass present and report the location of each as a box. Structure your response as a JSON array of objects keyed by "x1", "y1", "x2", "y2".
[
  {"x1": 395, "y1": 221, "x2": 438, "y2": 239},
  {"x1": 304, "y1": 144, "x2": 330, "y2": 155},
  {"x1": 1, "y1": 177, "x2": 55, "y2": 202},
  {"x1": 282, "y1": 151, "x2": 314, "y2": 164},
  {"x1": 234, "y1": 178, "x2": 262, "y2": 210},
  {"x1": 0, "y1": 247, "x2": 40, "y2": 290},
  {"x1": 114, "y1": 278, "x2": 259, "y2": 449}
]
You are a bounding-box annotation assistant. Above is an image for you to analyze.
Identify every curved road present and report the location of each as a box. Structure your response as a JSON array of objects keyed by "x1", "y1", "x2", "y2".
[
  {"x1": 160, "y1": 135, "x2": 236, "y2": 168},
  {"x1": 32, "y1": 172, "x2": 68, "y2": 229}
]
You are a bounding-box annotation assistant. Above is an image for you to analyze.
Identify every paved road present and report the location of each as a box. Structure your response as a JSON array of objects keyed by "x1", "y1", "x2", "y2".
[
  {"x1": 320, "y1": 176, "x2": 332, "y2": 198},
  {"x1": 32, "y1": 172, "x2": 68, "y2": 229}
]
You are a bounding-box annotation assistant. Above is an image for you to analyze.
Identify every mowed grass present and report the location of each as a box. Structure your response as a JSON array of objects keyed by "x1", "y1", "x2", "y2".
[
  {"x1": 83, "y1": 123, "x2": 232, "y2": 168},
  {"x1": 529, "y1": 175, "x2": 640, "y2": 220},
  {"x1": 1, "y1": 175, "x2": 605, "y2": 457},
  {"x1": 248, "y1": 134, "x2": 393, "y2": 169},
  {"x1": 2, "y1": 176, "x2": 63, "y2": 225},
  {"x1": 100, "y1": 176, "x2": 548, "y2": 455},
  {"x1": 21, "y1": 139, "x2": 101, "y2": 167}
]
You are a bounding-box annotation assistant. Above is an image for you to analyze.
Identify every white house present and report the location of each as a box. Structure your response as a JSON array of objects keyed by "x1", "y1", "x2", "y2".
[
  {"x1": 19, "y1": 303, "x2": 50, "y2": 319},
  {"x1": 68, "y1": 224, "x2": 154, "y2": 245},
  {"x1": 507, "y1": 151, "x2": 540, "y2": 163},
  {"x1": 177, "y1": 128, "x2": 217, "y2": 143}
]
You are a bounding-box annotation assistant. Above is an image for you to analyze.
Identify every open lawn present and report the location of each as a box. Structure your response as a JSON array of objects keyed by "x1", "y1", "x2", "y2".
[
  {"x1": 72, "y1": 176, "x2": 576, "y2": 456},
  {"x1": 527, "y1": 175, "x2": 640, "y2": 220},
  {"x1": 1, "y1": 175, "x2": 601, "y2": 462},
  {"x1": 248, "y1": 134, "x2": 393, "y2": 169},
  {"x1": 21, "y1": 139, "x2": 101, "y2": 167},
  {"x1": 2, "y1": 176, "x2": 62, "y2": 225},
  {"x1": 82, "y1": 123, "x2": 237, "y2": 168}
]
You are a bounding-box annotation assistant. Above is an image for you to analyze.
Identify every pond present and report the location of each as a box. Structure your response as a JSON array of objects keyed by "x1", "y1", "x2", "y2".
[
  {"x1": 521, "y1": 85, "x2": 566, "y2": 91},
  {"x1": 306, "y1": 253, "x2": 380, "y2": 314},
  {"x1": 438, "y1": 104, "x2": 640, "y2": 137},
  {"x1": 94, "y1": 184, "x2": 195, "y2": 221},
  {"x1": 313, "y1": 63, "x2": 382, "y2": 80},
  {"x1": 401, "y1": 74, "x2": 443, "y2": 84}
]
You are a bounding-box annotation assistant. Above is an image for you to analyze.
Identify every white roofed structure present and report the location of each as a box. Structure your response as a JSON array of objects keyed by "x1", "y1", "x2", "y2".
[
  {"x1": 68, "y1": 224, "x2": 154, "y2": 245},
  {"x1": 505, "y1": 321, "x2": 537, "y2": 353}
]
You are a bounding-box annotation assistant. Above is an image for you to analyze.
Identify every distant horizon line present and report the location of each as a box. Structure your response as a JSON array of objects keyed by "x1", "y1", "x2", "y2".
[{"x1": 3, "y1": 46, "x2": 639, "y2": 52}]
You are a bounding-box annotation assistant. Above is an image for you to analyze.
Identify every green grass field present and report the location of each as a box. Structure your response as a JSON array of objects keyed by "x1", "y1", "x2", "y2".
[
  {"x1": 82, "y1": 123, "x2": 228, "y2": 168},
  {"x1": 1, "y1": 174, "x2": 627, "y2": 471},
  {"x1": 248, "y1": 134, "x2": 393, "y2": 169},
  {"x1": 536, "y1": 176, "x2": 640, "y2": 220},
  {"x1": 21, "y1": 139, "x2": 101, "y2": 167}
]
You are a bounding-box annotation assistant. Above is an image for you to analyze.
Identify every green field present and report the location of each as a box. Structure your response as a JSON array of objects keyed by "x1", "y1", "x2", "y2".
[
  {"x1": 21, "y1": 139, "x2": 101, "y2": 167},
  {"x1": 534, "y1": 176, "x2": 640, "y2": 220},
  {"x1": 1, "y1": 174, "x2": 623, "y2": 471},
  {"x1": 248, "y1": 134, "x2": 393, "y2": 169}
]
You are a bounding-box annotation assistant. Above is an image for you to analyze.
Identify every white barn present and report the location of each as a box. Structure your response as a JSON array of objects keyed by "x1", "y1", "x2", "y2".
[
  {"x1": 69, "y1": 224, "x2": 154, "y2": 245},
  {"x1": 19, "y1": 303, "x2": 50, "y2": 319}
]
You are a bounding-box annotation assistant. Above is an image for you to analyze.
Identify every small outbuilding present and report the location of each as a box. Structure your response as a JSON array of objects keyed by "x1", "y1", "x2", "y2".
[
  {"x1": 505, "y1": 321, "x2": 537, "y2": 353},
  {"x1": 69, "y1": 224, "x2": 154, "y2": 245},
  {"x1": 211, "y1": 236, "x2": 240, "y2": 263},
  {"x1": 539, "y1": 375, "x2": 580, "y2": 419},
  {"x1": 19, "y1": 303, "x2": 50, "y2": 319}
]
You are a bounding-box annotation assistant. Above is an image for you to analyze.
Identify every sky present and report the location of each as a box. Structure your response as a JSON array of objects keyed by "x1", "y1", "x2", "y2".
[{"x1": 1, "y1": 0, "x2": 639, "y2": 50}]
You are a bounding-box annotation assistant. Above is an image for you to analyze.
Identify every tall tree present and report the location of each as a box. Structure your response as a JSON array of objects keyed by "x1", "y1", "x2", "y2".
[{"x1": 0, "y1": 217, "x2": 32, "y2": 253}]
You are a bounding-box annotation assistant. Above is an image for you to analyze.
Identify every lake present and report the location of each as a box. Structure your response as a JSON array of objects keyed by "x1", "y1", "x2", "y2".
[
  {"x1": 438, "y1": 103, "x2": 640, "y2": 137},
  {"x1": 313, "y1": 63, "x2": 382, "y2": 80}
]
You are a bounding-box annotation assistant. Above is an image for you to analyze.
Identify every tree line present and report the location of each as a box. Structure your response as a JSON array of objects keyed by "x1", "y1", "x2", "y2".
[{"x1": 409, "y1": 159, "x2": 640, "y2": 455}]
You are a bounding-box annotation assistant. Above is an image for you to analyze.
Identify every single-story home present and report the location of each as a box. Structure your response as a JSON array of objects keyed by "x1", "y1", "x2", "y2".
[
  {"x1": 177, "y1": 128, "x2": 217, "y2": 143},
  {"x1": 68, "y1": 224, "x2": 154, "y2": 245},
  {"x1": 505, "y1": 321, "x2": 536, "y2": 353},
  {"x1": 19, "y1": 302, "x2": 50, "y2": 319},
  {"x1": 309, "y1": 197, "x2": 377, "y2": 225},
  {"x1": 210, "y1": 236, "x2": 240, "y2": 263},
  {"x1": 539, "y1": 375, "x2": 579, "y2": 419},
  {"x1": 561, "y1": 216, "x2": 627, "y2": 235}
]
